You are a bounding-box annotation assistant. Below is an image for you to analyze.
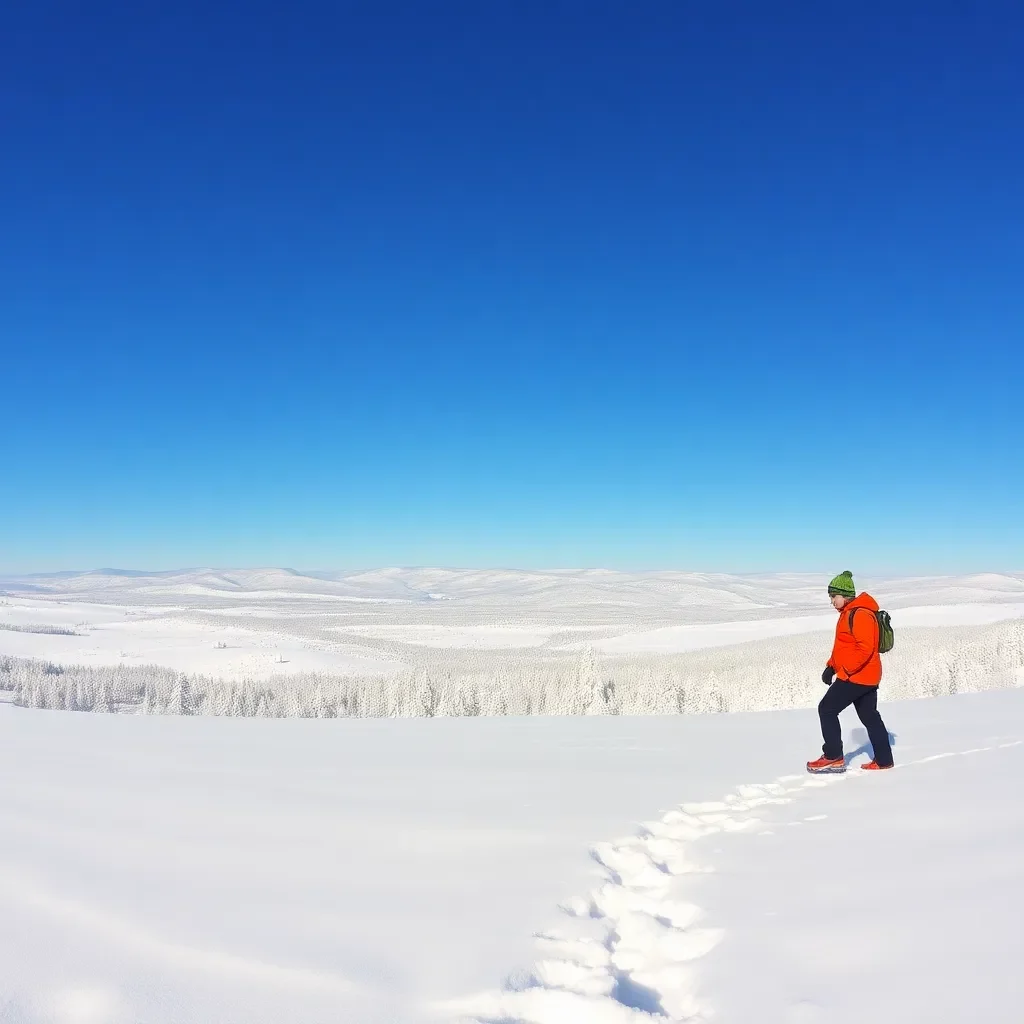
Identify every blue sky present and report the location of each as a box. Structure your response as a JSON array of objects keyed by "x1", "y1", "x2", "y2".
[{"x1": 2, "y1": 2, "x2": 1021, "y2": 573}]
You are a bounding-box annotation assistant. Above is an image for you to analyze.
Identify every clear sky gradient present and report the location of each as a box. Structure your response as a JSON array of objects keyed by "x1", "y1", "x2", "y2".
[{"x1": 2, "y1": 2, "x2": 1021, "y2": 573}]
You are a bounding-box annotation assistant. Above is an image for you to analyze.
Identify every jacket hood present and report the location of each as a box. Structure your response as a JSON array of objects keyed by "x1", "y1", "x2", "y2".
[{"x1": 845, "y1": 592, "x2": 879, "y2": 612}]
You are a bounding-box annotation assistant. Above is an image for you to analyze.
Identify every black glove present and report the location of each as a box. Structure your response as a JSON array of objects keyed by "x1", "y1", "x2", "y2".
[{"x1": 821, "y1": 665, "x2": 836, "y2": 686}]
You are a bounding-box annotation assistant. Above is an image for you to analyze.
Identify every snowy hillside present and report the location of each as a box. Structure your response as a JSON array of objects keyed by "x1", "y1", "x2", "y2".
[
  {"x1": 2, "y1": 688, "x2": 1022, "y2": 1023},
  {"x1": 2, "y1": 568, "x2": 1022, "y2": 1021}
]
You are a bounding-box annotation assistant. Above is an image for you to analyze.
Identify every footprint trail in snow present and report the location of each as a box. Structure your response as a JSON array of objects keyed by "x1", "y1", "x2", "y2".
[
  {"x1": 438, "y1": 738, "x2": 1022, "y2": 1024},
  {"x1": 439, "y1": 779, "x2": 808, "y2": 1022}
]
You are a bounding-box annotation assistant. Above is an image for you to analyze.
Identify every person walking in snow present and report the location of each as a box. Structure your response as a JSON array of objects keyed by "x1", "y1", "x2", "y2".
[{"x1": 807, "y1": 570, "x2": 894, "y2": 773}]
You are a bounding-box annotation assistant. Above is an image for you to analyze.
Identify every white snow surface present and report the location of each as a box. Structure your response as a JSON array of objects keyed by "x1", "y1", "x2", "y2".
[
  {"x1": 2, "y1": 568, "x2": 1024, "y2": 1021},
  {"x1": 2, "y1": 689, "x2": 1023, "y2": 1023},
  {"x1": 2, "y1": 567, "x2": 1023, "y2": 679}
]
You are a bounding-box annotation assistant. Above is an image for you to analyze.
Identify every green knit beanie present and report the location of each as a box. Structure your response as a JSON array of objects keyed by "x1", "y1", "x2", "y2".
[{"x1": 827, "y1": 570, "x2": 856, "y2": 598}]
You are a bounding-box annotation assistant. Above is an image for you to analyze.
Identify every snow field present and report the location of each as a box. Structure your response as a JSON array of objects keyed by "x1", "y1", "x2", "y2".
[
  {"x1": 2, "y1": 686, "x2": 1023, "y2": 1023},
  {"x1": 443, "y1": 696, "x2": 1024, "y2": 1023},
  {"x1": 597, "y1": 599, "x2": 1024, "y2": 654},
  {"x1": 2, "y1": 569, "x2": 1022, "y2": 1023},
  {"x1": 0, "y1": 597, "x2": 404, "y2": 679}
]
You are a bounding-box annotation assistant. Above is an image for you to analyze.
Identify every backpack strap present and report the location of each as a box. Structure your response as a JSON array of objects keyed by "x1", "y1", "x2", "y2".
[{"x1": 847, "y1": 606, "x2": 879, "y2": 643}]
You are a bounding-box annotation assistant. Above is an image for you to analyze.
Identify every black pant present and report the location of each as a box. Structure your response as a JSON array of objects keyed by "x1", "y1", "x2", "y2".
[{"x1": 818, "y1": 680, "x2": 893, "y2": 767}]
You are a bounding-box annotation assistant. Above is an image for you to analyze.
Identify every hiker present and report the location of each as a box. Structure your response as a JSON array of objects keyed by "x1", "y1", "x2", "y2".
[{"x1": 807, "y1": 570, "x2": 894, "y2": 773}]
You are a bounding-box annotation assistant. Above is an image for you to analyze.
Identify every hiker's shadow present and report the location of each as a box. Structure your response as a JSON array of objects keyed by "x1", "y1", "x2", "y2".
[{"x1": 844, "y1": 726, "x2": 898, "y2": 766}]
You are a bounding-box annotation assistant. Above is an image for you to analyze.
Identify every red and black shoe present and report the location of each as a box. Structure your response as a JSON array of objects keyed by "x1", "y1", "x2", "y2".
[
  {"x1": 806, "y1": 755, "x2": 846, "y2": 774},
  {"x1": 861, "y1": 760, "x2": 894, "y2": 771}
]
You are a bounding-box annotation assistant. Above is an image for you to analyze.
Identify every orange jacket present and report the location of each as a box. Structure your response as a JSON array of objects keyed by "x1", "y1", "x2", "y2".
[{"x1": 828, "y1": 592, "x2": 882, "y2": 686}]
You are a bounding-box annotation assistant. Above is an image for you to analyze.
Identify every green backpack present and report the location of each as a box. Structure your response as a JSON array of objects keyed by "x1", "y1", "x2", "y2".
[{"x1": 849, "y1": 606, "x2": 895, "y2": 654}]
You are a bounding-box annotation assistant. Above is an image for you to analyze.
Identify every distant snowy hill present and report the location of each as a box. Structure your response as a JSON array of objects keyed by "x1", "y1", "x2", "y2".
[
  {"x1": 1, "y1": 569, "x2": 1022, "y2": 718},
  {"x1": 5, "y1": 566, "x2": 1024, "y2": 612}
]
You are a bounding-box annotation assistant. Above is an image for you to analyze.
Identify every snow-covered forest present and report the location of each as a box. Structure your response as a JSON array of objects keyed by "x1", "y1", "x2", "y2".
[{"x1": 3, "y1": 617, "x2": 1021, "y2": 718}]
